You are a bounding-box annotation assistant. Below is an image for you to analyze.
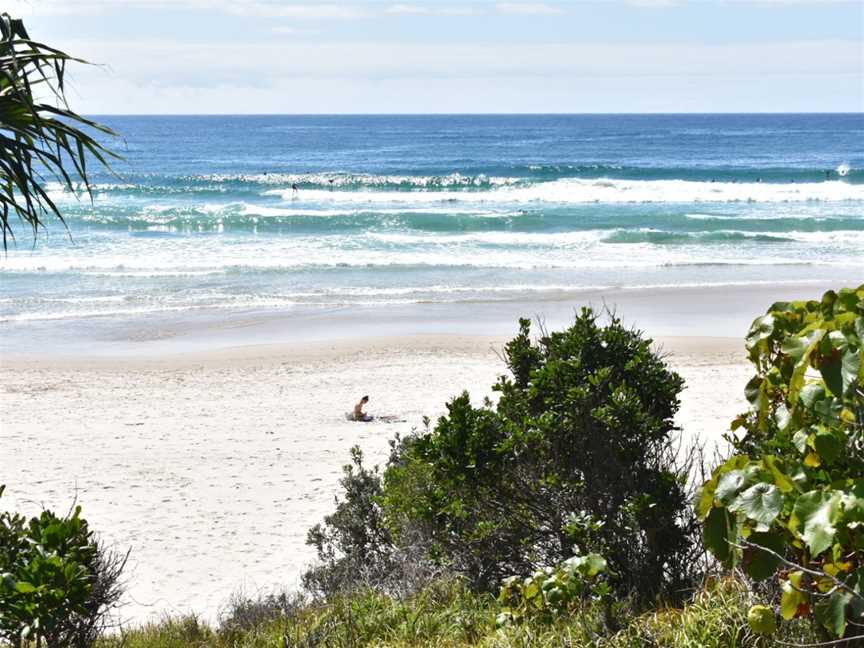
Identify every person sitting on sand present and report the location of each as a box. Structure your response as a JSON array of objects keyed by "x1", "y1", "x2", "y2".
[{"x1": 353, "y1": 395, "x2": 372, "y2": 422}]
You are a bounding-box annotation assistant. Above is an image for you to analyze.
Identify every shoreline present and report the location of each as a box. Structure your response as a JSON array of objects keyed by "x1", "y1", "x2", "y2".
[{"x1": 2, "y1": 279, "x2": 846, "y2": 361}]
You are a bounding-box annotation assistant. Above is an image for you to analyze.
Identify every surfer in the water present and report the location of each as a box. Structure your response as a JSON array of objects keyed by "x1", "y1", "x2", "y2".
[{"x1": 292, "y1": 182, "x2": 299, "y2": 197}]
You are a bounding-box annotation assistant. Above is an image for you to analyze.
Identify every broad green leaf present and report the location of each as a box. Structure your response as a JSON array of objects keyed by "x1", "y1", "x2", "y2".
[
  {"x1": 780, "y1": 571, "x2": 808, "y2": 620},
  {"x1": 716, "y1": 455, "x2": 751, "y2": 475},
  {"x1": 799, "y1": 382, "x2": 826, "y2": 408},
  {"x1": 813, "y1": 426, "x2": 844, "y2": 464},
  {"x1": 747, "y1": 605, "x2": 777, "y2": 635},
  {"x1": 15, "y1": 581, "x2": 36, "y2": 593},
  {"x1": 697, "y1": 456, "x2": 751, "y2": 519},
  {"x1": 791, "y1": 490, "x2": 842, "y2": 556},
  {"x1": 704, "y1": 506, "x2": 736, "y2": 567},
  {"x1": 716, "y1": 466, "x2": 760, "y2": 503},
  {"x1": 763, "y1": 456, "x2": 799, "y2": 494},
  {"x1": 820, "y1": 354, "x2": 844, "y2": 398},
  {"x1": 840, "y1": 408, "x2": 857, "y2": 424},
  {"x1": 743, "y1": 531, "x2": 784, "y2": 581},
  {"x1": 841, "y1": 349, "x2": 860, "y2": 393},
  {"x1": 730, "y1": 483, "x2": 783, "y2": 527},
  {"x1": 815, "y1": 590, "x2": 852, "y2": 638},
  {"x1": 747, "y1": 315, "x2": 775, "y2": 350},
  {"x1": 782, "y1": 334, "x2": 810, "y2": 361},
  {"x1": 694, "y1": 483, "x2": 715, "y2": 519},
  {"x1": 581, "y1": 554, "x2": 606, "y2": 578},
  {"x1": 745, "y1": 376, "x2": 765, "y2": 408},
  {"x1": 773, "y1": 403, "x2": 791, "y2": 431},
  {"x1": 789, "y1": 329, "x2": 825, "y2": 404},
  {"x1": 564, "y1": 553, "x2": 606, "y2": 578},
  {"x1": 792, "y1": 430, "x2": 809, "y2": 454}
]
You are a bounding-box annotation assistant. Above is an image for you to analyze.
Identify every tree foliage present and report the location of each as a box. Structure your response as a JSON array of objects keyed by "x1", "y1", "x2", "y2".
[
  {"x1": 698, "y1": 285, "x2": 864, "y2": 640},
  {"x1": 380, "y1": 310, "x2": 696, "y2": 601},
  {"x1": 304, "y1": 447, "x2": 396, "y2": 598},
  {"x1": 0, "y1": 12, "x2": 116, "y2": 248},
  {"x1": 0, "y1": 486, "x2": 126, "y2": 647}
]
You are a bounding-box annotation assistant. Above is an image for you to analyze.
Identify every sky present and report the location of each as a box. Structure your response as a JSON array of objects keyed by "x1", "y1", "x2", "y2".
[{"x1": 8, "y1": 0, "x2": 864, "y2": 114}]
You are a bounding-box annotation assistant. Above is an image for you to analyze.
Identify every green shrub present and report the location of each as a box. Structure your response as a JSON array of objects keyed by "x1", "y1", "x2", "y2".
[
  {"x1": 697, "y1": 285, "x2": 864, "y2": 640},
  {"x1": 382, "y1": 310, "x2": 696, "y2": 600},
  {"x1": 496, "y1": 552, "x2": 610, "y2": 627},
  {"x1": 303, "y1": 446, "x2": 440, "y2": 602},
  {"x1": 0, "y1": 485, "x2": 126, "y2": 647},
  {"x1": 218, "y1": 589, "x2": 303, "y2": 644}
]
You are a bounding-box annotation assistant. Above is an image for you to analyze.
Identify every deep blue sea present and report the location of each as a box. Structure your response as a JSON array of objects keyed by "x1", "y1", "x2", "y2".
[{"x1": 1, "y1": 114, "x2": 863, "y2": 328}]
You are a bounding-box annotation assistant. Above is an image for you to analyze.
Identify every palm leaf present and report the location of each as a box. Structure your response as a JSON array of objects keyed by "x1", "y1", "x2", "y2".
[{"x1": 0, "y1": 12, "x2": 119, "y2": 250}]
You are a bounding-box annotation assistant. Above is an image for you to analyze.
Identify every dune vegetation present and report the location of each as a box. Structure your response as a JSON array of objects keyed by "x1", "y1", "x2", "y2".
[{"x1": 3, "y1": 286, "x2": 862, "y2": 647}]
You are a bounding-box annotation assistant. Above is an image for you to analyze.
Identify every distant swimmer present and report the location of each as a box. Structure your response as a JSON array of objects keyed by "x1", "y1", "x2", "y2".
[
  {"x1": 352, "y1": 395, "x2": 372, "y2": 422},
  {"x1": 292, "y1": 182, "x2": 299, "y2": 197}
]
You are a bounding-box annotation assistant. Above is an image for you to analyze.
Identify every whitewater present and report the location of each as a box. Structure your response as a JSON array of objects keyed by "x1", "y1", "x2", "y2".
[{"x1": 1, "y1": 113, "x2": 862, "y2": 332}]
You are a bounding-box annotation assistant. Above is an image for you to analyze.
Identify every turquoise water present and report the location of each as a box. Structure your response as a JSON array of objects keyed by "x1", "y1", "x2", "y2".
[{"x1": 1, "y1": 114, "x2": 862, "y2": 331}]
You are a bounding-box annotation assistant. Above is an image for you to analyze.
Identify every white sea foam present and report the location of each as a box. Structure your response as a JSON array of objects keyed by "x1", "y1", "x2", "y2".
[
  {"x1": 264, "y1": 178, "x2": 864, "y2": 205},
  {"x1": 1, "y1": 278, "x2": 842, "y2": 323},
  {"x1": 194, "y1": 172, "x2": 523, "y2": 188},
  {"x1": 238, "y1": 204, "x2": 512, "y2": 218}
]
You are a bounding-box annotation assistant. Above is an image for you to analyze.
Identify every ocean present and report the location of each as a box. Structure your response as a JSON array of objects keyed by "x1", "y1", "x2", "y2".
[{"x1": 1, "y1": 113, "x2": 862, "y2": 348}]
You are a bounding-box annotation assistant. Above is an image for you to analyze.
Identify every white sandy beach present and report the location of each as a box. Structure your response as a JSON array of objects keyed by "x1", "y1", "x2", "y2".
[{"x1": 0, "y1": 332, "x2": 750, "y2": 623}]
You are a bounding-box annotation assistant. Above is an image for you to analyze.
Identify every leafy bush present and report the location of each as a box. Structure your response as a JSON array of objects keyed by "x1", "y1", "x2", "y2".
[
  {"x1": 218, "y1": 589, "x2": 303, "y2": 644},
  {"x1": 0, "y1": 486, "x2": 126, "y2": 647},
  {"x1": 697, "y1": 285, "x2": 864, "y2": 640},
  {"x1": 303, "y1": 447, "x2": 439, "y2": 600},
  {"x1": 382, "y1": 311, "x2": 696, "y2": 600},
  {"x1": 496, "y1": 552, "x2": 609, "y2": 627}
]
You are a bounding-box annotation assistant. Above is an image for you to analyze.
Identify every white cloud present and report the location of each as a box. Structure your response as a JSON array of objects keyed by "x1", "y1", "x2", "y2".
[
  {"x1": 63, "y1": 38, "x2": 861, "y2": 87},
  {"x1": 495, "y1": 2, "x2": 564, "y2": 13},
  {"x1": 227, "y1": 3, "x2": 369, "y2": 19},
  {"x1": 271, "y1": 26, "x2": 321, "y2": 35},
  {"x1": 5, "y1": 0, "x2": 369, "y2": 18},
  {"x1": 6, "y1": 0, "x2": 857, "y2": 17},
  {"x1": 385, "y1": 4, "x2": 480, "y2": 15},
  {"x1": 627, "y1": 0, "x2": 857, "y2": 6}
]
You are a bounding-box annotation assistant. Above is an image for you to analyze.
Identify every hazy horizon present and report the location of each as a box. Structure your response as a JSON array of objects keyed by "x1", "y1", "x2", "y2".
[
  {"x1": 9, "y1": 0, "x2": 863, "y2": 115},
  {"x1": 84, "y1": 111, "x2": 863, "y2": 116}
]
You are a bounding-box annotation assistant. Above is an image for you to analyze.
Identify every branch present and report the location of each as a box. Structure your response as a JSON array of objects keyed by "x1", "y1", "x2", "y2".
[{"x1": 735, "y1": 540, "x2": 864, "y2": 604}]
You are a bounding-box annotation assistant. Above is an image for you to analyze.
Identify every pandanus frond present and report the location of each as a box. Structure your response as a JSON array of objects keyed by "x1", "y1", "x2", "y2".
[{"x1": 0, "y1": 13, "x2": 118, "y2": 249}]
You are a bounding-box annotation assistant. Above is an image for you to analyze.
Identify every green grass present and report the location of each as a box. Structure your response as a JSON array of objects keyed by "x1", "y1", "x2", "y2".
[{"x1": 97, "y1": 577, "x2": 818, "y2": 648}]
